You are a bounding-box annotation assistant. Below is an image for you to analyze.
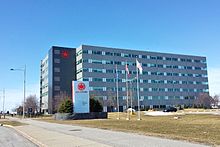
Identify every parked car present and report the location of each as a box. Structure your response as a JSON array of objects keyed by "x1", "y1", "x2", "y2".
[{"x1": 163, "y1": 107, "x2": 177, "y2": 112}]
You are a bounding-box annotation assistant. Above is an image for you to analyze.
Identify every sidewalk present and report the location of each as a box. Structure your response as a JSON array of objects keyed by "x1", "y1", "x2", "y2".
[
  {"x1": 14, "y1": 124, "x2": 110, "y2": 147},
  {"x1": 9, "y1": 117, "x2": 209, "y2": 147}
]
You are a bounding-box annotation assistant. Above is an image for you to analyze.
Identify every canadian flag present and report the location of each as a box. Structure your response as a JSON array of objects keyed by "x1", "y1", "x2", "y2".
[
  {"x1": 125, "y1": 63, "x2": 130, "y2": 76},
  {"x1": 136, "y1": 59, "x2": 143, "y2": 74}
]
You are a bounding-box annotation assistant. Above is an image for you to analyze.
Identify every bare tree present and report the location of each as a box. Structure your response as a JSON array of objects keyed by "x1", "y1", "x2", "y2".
[
  {"x1": 212, "y1": 94, "x2": 220, "y2": 107},
  {"x1": 106, "y1": 91, "x2": 117, "y2": 112},
  {"x1": 25, "y1": 95, "x2": 39, "y2": 114},
  {"x1": 194, "y1": 93, "x2": 213, "y2": 109}
]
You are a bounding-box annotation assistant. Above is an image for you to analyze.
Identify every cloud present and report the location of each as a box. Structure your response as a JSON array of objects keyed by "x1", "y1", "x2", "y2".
[
  {"x1": 208, "y1": 67, "x2": 220, "y2": 96},
  {"x1": 1, "y1": 83, "x2": 39, "y2": 112}
]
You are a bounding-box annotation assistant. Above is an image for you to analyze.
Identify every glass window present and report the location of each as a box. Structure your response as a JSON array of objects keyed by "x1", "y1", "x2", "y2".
[
  {"x1": 158, "y1": 72, "x2": 164, "y2": 76},
  {"x1": 173, "y1": 81, "x2": 179, "y2": 84},
  {"x1": 54, "y1": 76, "x2": 60, "y2": 81},
  {"x1": 152, "y1": 80, "x2": 157, "y2": 83},
  {"x1": 166, "y1": 57, "x2": 172, "y2": 61},
  {"x1": 142, "y1": 55, "x2": 148, "y2": 59},
  {"x1": 174, "y1": 89, "x2": 180, "y2": 92},
  {"x1": 54, "y1": 67, "x2": 60, "y2": 72},
  {"x1": 92, "y1": 87, "x2": 103, "y2": 91},
  {"x1": 157, "y1": 56, "x2": 163, "y2": 60},
  {"x1": 180, "y1": 58, "x2": 186, "y2": 62},
  {"x1": 166, "y1": 65, "x2": 172, "y2": 68},
  {"x1": 106, "y1": 78, "x2": 114, "y2": 82},
  {"x1": 158, "y1": 80, "x2": 164, "y2": 84},
  {"x1": 188, "y1": 74, "x2": 193, "y2": 77},
  {"x1": 54, "y1": 86, "x2": 60, "y2": 91},
  {"x1": 105, "y1": 52, "x2": 113, "y2": 56},
  {"x1": 173, "y1": 65, "x2": 178, "y2": 69},
  {"x1": 54, "y1": 58, "x2": 60, "y2": 63},
  {"x1": 150, "y1": 56, "x2": 157, "y2": 60},
  {"x1": 106, "y1": 60, "x2": 114, "y2": 64},
  {"x1": 106, "y1": 69, "x2": 114, "y2": 73},
  {"x1": 195, "y1": 67, "x2": 201, "y2": 70},
  {"x1": 187, "y1": 59, "x2": 192, "y2": 62},
  {"x1": 83, "y1": 50, "x2": 88, "y2": 54},
  {"x1": 152, "y1": 88, "x2": 158, "y2": 91},
  {"x1": 92, "y1": 69, "x2": 102, "y2": 73},
  {"x1": 159, "y1": 88, "x2": 165, "y2": 92},
  {"x1": 194, "y1": 59, "x2": 200, "y2": 63},
  {"x1": 167, "y1": 73, "x2": 172, "y2": 76},
  {"x1": 167, "y1": 80, "x2": 173, "y2": 84},
  {"x1": 172, "y1": 58, "x2": 178, "y2": 61},
  {"x1": 187, "y1": 66, "x2": 192, "y2": 70},
  {"x1": 114, "y1": 61, "x2": 121, "y2": 65},
  {"x1": 173, "y1": 73, "x2": 179, "y2": 76},
  {"x1": 54, "y1": 50, "x2": 60, "y2": 54},
  {"x1": 182, "y1": 81, "x2": 187, "y2": 84},
  {"x1": 148, "y1": 96, "x2": 153, "y2": 100},
  {"x1": 93, "y1": 78, "x2": 103, "y2": 82},
  {"x1": 132, "y1": 54, "x2": 138, "y2": 58},
  {"x1": 92, "y1": 59, "x2": 102, "y2": 64},
  {"x1": 83, "y1": 78, "x2": 89, "y2": 81},
  {"x1": 114, "y1": 53, "x2": 121, "y2": 56},
  {"x1": 149, "y1": 64, "x2": 157, "y2": 67},
  {"x1": 123, "y1": 53, "x2": 131, "y2": 57},
  {"x1": 168, "y1": 88, "x2": 174, "y2": 92},
  {"x1": 157, "y1": 64, "x2": 163, "y2": 68},
  {"x1": 92, "y1": 50, "x2": 102, "y2": 55}
]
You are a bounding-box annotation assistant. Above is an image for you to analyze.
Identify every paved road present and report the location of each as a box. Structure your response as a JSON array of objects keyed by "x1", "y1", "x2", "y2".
[
  {"x1": 10, "y1": 117, "x2": 209, "y2": 147},
  {"x1": 0, "y1": 126, "x2": 37, "y2": 147}
]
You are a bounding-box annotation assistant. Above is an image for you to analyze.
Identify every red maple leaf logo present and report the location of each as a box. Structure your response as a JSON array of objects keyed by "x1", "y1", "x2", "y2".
[
  {"x1": 61, "y1": 50, "x2": 69, "y2": 58},
  {"x1": 78, "y1": 82, "x2": 86, "y2": 91}
]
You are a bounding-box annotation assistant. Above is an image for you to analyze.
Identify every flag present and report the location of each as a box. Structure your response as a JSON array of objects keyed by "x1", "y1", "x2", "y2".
[
  {"x1": 136, "y1": 59, "x2": 143, "y2": 74},
  {"x1": 125, "y1": 63, "x2": 130, "y2": 76}
]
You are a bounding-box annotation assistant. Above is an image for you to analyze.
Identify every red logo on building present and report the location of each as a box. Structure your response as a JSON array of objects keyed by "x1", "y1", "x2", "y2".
[
  {"x1": 78, "y1": 82, "x2": 86, "y2": 91},
  {"x1": 61, "y1": 50, "x2": 69, "y2": 58}
]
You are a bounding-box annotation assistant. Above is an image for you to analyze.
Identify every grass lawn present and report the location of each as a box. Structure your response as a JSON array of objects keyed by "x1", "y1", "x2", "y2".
[{"x1": 38, "y1": 112, "x2": 220, "y2": 146}]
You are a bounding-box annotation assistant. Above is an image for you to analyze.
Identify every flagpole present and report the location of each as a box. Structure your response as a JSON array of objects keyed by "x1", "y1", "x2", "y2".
[
  {"x1": 130, "y1": 80, "x2": 133, "y2": 116},
  {"x1": 136, "y1": 59, "x2": 141, "y2": 120},
  {"x1": 126, "y1": 61, "x2": 129, "y2": 120},
  {"x1": 116, "y1": 65, "x2": 120, "y2": 120}
]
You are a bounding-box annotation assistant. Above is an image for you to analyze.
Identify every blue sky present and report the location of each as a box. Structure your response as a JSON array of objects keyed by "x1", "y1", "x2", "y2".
[{"x1": 0, "y1": 0, "x2": 220, "y2": 111}]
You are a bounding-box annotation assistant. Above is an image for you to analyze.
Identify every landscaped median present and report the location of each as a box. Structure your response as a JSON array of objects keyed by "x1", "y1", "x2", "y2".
[
  {"x1": 0, "y1": 119, "x2": 26, "y2": 126},
  {"x1": 37, "y1": 111, "x2": 220, "y2": 146}
]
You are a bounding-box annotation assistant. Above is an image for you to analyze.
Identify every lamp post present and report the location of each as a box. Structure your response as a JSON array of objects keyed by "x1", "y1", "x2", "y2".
[
  {"x1": 0, "y1": 89, "x2": 5, "y2": 118},
  {"x1": 10, "y1": 65, "x2": 26, "y2": 119}
]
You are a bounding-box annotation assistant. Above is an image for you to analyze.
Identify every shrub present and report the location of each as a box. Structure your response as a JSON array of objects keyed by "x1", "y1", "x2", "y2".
[
  {"x1": 90, "y1": 98, "x2": 103, "y2": 112},
  {"x1": 58, "y1": 99, "x2": 73, "y2": 113}
]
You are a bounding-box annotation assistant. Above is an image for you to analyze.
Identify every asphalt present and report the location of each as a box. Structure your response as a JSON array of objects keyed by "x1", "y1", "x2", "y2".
[
  {"x1": 9, "y1": 117, "x2": 210, "y2": 147},
  {"x1": 0, "y1": 125, "x2": 37, "y2": 147}
]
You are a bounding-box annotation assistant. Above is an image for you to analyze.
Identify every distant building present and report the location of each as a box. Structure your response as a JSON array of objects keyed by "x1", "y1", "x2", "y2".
[
  {"x1": 40, "y1": 45, "x2": 209, "y2": 114},
  {"x1": 40, "y1": 46, "x2": 76, "y2": 114},
  {"x1": 76, "y1": 45, "x2": 209, "y2": 112}
]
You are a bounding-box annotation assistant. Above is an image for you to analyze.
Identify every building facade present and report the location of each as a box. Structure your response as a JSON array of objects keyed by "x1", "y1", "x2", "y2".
[
  {"x1": 40, "y1": 44, "x2": 209, "y2": 113},
  {"x1": 76, "y1": 45, "x2": 209, "y2": 112},
  {"x1": 40, "y1": 46, "x2": 76, "y2": 114}
]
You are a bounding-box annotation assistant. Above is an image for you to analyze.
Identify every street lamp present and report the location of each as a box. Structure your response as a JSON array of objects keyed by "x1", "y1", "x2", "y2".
[
  {"x1": 0, "y1": 89, "x2": 5, "y2": 118},
  {"x1": 10, "y1": 65, "x2": 26, "y2": 119}
]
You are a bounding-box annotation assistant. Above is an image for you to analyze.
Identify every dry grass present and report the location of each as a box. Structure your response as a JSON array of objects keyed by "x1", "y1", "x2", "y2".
[
  {"x1": 0, "y1": 119, "x2": 26, "y2": 126},
  {"x1": 38, "y1": 112, "x2": 220, "y2": 146}
]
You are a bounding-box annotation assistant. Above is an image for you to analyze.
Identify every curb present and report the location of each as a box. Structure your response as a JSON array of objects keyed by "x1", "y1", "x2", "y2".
[{"x1": 3, "y1": 124, "x2": 47, "y2": 147}]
